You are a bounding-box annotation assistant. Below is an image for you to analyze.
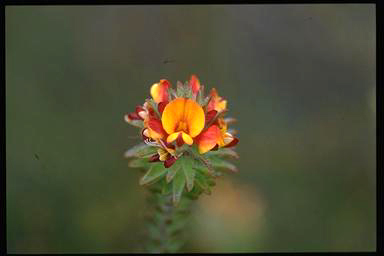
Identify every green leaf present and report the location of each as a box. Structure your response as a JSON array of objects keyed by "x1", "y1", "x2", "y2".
[
  {"x1": 196, "y1": 85, "x2": 205, "y2": 105},
  {"x1": 161, "y1": 182, "x2": 172, "y2": 195},
  {"x1": 125, "y1": 119, "x2": 144, "y2": 128},
  {"x1": 166, "y1": 160, "x2": 181, "y2": 183},
  {"x1": 172, "y1": 168, "x2": 186, "y2": 205},
  {"x1": 187, "y1": 147, "x2": 215, "y2": 175},
  {"x1": 176, "y1": 81, "x2": 185, "y2": 97},
  {"x1": 140, "y1": 163, "x2": 167, "y2": 185},
  {"x1": 181, "y1": 157, "x2": 195, "y2": 192},
  {"x1": 124, "y1": 143, "x2": 158, "y2": 158},
  {"x1": 194, "y1": 173, "x2": 211, "y2": 195},
  {"x1": 208, "y1": 156, "x2": 238, "y2": 172},
  {"x1": 206, "y1": 148, "x2": 239, "y2": 159},
  {"x1": 183, "y1": 81, "x2": 193, "y2": 98},
  {"x1": 128, "y1": 158, "x2": 151, "y2": 168},
  {"x1": 167, "y1": 88, "x2": 177, "y2": 101}
]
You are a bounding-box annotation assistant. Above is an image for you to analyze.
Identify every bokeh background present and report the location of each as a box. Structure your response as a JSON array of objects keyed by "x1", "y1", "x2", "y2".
[{"x1": 6, "y1": 4, "x2": 376, "y2": 253}]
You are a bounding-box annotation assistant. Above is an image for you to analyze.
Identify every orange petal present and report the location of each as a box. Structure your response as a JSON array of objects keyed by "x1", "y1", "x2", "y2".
[
  {"x1": 150, "y1": 79, "x2": 170, "y2": 103},
  {"x1": 161, "y1": 98, "x2": 205, "y2": 138},
  {"x1": 189, "y1": 74, "x2": 200, "y2": 94},
  {"x1": 195, "y1": 125, "x2": 221, "y2": 154},
  {"x1": 162, "y1": 99, "x2": 186, "y2": 134}
]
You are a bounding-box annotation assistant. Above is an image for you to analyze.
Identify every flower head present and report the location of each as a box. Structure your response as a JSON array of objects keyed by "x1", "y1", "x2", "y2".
[
  {"x1": 125, "y1": 75, "x2": 238, "y2": 169},
  {"x1": 124, "y1": 75, "x2": 239, "y2": 204}
]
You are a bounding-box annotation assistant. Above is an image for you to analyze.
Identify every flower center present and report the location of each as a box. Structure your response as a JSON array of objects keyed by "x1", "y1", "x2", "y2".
[{"x1": 176, "y1": 121, "x2": 188, "y2": 133}]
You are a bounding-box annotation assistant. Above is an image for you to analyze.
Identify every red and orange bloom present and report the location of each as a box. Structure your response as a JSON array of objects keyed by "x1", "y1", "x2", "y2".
[
  {"x1": 189, "y1": 74, "x2": 200, "y2": 95},
  {"x1": 125, "y1": 75, "x2": 238, "y2": 167},
  {"x1": 207, "y1": 88, "x2": 227, "y2": 113},
  {"x1": 150, "y1": 79, "x2": 171, "y2": 103}
]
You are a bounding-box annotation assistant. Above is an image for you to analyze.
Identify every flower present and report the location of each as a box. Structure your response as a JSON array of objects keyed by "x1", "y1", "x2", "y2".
[
  {"x1": 125, "y1": 75, "x2": 238, "y2": 167},
  {"x1": 150, "y1": 79, "x2": 171, "y2": 103},
  {"x1": 162, "y1": 98, "x2": 205, "y2": 145},
  {"x1": 207, "y1": 88, "x2": 227, "y2": 113}
]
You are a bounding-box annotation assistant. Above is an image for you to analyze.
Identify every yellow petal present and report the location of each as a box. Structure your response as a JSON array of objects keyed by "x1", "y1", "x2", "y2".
[
  {"x1": 181, "y1": 132, "x2": 193, "y2": 145},
  {"x1": 183, "y1": 99, "x2": 205, "y2": 137},
  {"x1": 218, "y1": 100, "x2": 227, "y2": 111},
  {"x1": 150, "y1": 83, "x2": 161, "y2": 102},
  {"x1": 167, "y1": 132, "x2": 182, "y2": 143}
]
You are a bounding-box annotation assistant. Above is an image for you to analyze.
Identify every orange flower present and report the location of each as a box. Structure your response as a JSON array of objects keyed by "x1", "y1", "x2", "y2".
[
  {"x1": 207, "y1": 88, "x2": 227, "y2": 112},
  {"x1": 125, "y1": 75, "x2": 238, "y2": 157},
  {"x1": 162, "y1": 98, "x2": 205, "y2": 146},
  {"x1": 150, "y1": 79, "x2": 171, "y2": 103}
]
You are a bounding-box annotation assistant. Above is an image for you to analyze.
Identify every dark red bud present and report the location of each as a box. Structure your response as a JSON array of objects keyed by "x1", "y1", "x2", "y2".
[
  {"x1": 164, "y1": 156, "x2": 177, "y2": 168},
  {"x1": 148, "y1": 154, "x2": 161, "y2": 162}
]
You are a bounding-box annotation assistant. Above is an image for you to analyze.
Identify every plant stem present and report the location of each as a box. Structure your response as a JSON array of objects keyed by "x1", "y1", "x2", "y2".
[{"x1": 145, "y1": 189, "x2": 192, "y2": 253}]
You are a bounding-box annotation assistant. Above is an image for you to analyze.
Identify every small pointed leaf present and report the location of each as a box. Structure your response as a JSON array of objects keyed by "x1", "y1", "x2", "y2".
[
  {"x1": 172, "y1": 168, "x2": 186, "y2": 205},
  {"x1": 166, "y1": 160, "x2": 181, "y2": 183},
  {"x1": 128, "y1": 158, "x2": 151, "y2": 168},
  {"x1": 194, "y1": 173, "x2": 211, "y2": 195},
  {"x1": 208, "y1": 157, "x2": 238, "y2": 172},
  {"x1": 182, "y1": 157, "x2": 195, "y2": 192},
  {"x1": 206, "y1": 148, "x2": 239, "y2": 159},
  {"x1": 140, "y1": 163, "x2": 167, "y2": 185},
  {"x1": 124, "y1": 143, "x2": 158, "y2": 158}
]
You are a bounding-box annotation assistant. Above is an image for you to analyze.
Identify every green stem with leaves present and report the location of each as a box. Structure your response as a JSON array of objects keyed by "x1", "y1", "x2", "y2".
[
  {"x1": 126, "y1": 144, "x2": 239, "y2": 253},
  {"x1": 145, "y1": 187, "x2": 192, "y2": 253}
]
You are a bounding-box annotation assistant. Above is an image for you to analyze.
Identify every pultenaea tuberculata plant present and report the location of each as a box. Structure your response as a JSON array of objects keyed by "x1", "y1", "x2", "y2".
[{"x1": 124, "y1": 75, "x2": 239, "y2": 252}]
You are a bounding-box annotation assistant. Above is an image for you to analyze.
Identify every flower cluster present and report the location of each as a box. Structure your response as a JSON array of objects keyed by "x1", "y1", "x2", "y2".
[{"x1": 124, "y1": 75, "x2": 239, "y2": 169}]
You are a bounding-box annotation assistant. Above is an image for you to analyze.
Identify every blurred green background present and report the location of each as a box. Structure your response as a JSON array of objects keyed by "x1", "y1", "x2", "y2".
[{"x1": 6, "y1": 5, "x2": 376, "y2": 253}]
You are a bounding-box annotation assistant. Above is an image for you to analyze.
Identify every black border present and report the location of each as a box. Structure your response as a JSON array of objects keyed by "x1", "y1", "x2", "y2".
[{"x1": 2, "y1": 0, "x2": 381, "y2": 255}]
